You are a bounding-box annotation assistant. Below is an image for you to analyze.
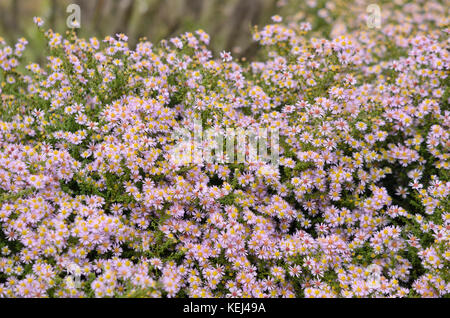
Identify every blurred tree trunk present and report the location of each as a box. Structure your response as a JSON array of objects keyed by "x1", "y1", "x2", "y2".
[
  {"x1": 93, "y1": 0, "x2": 107, "y2": 35},
  {"x1": 133, "y1": 0, "x2": 164, "y2": 41},
  {"x1": 11, "y1": 0, "x2": 21, "y2": 32},
  {"x1": 78, "y1": 0, "x2": 96, "y2": 28},
  {"x1": 225, "y1": 0, "x2": 261, "y2": 52},
  {"x1": 0, "y1": 2, "x2": 7, "y2": 32},
  {"x1": 49, "y1": 0, "x2": 58, "y2": 30},
  {"x1": 114, "y1": 0, "x2": 136, "y2": 35},
  {"x1": 186, "y1": 0, "x2": 203, "y2": 20}
]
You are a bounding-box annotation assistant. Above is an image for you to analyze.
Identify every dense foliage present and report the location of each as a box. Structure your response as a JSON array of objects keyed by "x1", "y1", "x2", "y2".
[{"x1": 0, "y1": 1, "x2": 448, "y2": 297}]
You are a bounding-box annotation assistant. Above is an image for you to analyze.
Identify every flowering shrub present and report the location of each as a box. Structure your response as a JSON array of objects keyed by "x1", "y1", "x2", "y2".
[{"x1": 0, "y1": 1, "x2": 449, "y2": 298}]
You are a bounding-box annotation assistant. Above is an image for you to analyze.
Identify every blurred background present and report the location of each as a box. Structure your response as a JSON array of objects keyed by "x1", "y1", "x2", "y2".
[
  {"x1": 1, "y1": 0, "x2": 445, "y2": 60},
  {"x1": 0, "y1": 0, "x2": 361, "y2": 59},
  {"x1": 0, "y1": 0, "x2": 291, "y2": 58}
]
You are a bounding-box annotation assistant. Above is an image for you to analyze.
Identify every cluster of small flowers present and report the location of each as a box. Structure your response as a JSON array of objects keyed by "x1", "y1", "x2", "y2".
[{"x1": 0, "y1": 0, "x2": 448, "y2": 298}]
